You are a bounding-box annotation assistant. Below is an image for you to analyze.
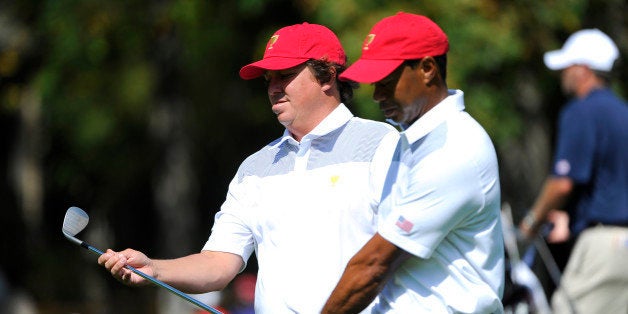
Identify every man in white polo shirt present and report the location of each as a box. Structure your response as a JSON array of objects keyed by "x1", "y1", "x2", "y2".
[
  {"x1": 323, "y1": 12, "x2": 504, "y2": 313},
  {"x1": 98, "y1": 22, "x2": 398, "y2": 313}
]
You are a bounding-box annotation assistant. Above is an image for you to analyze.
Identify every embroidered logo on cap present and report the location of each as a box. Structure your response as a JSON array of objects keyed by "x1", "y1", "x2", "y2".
[
  {"x1": 363, "y1": 34, "x2": 376, "y2": 50},
  {"x1": 267, "y1": 35, "x2": 279, "y2": 50}
]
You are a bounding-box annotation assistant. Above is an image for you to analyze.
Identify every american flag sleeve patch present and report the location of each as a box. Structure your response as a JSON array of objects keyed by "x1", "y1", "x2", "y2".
[{"x1": 395, "y1": 215, "x2": 414, "y2": 233}]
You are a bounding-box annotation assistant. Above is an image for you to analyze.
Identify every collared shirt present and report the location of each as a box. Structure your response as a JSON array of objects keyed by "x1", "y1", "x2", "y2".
[
  {"x1": 204, "y1": 104, "x2": 399, "y2": 313},
  {"x1": 375, "y1": 90, "x2": 505, "y2": 313},
  {"x1": 553, "y1": 88, "x2": 628, "y2": 234}
]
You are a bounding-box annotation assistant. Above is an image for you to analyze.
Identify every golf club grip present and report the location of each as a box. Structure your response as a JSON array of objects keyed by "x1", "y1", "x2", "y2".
[{"x1": 83, "y1": 242, "x2": 222, "y2": 314}]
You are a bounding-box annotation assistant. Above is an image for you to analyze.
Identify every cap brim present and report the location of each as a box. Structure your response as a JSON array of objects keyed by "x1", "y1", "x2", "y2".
[
  {"x1": 339, "y1": 59, "x2": 404, "y2": 83},
  {"x1": 239, "y1": 57, "x2": 309, "y2": 80},
  {"x1": 543, "y1": 49, "x2": 572, "y2": 71}
]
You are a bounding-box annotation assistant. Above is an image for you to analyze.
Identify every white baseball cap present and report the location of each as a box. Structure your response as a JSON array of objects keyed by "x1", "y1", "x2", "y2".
[{"x1": 544, "y1": 29, "x2": 619, "y2": 72}]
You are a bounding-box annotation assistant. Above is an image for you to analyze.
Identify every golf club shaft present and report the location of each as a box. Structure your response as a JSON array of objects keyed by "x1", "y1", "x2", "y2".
[{"x1": 81, "y1": 242, "x2": 222, "y2": 314}]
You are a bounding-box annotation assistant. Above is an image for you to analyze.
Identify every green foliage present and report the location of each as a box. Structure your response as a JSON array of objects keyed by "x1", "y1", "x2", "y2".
[
  {"x1": 292, "y1": 0, "x2": 611, "y2": 148},
  {"x1": 1, "y1": 0, "x2": 627, "y2": 311}
]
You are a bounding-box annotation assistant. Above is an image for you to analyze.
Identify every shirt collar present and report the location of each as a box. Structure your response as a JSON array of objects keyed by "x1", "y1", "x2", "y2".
[
  {"x1": 272, "y1": 103, "x2": 353, "y2": 148},
  {"x1": 402, "y1": 89, "x2": 465, "y2": 144}
]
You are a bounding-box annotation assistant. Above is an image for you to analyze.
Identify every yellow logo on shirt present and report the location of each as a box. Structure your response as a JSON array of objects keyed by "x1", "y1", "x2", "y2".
[{"x1": 330, "y1": 175, "x2": 340, "y2": 187}]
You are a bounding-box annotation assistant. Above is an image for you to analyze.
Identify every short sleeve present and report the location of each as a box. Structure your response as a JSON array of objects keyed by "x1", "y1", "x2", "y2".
[
  {"x1": 552, "y1": 103, "x2": 595, "y2": 183},
  {"x1": 203, "y1": 175, "x2": 256, "y2": 272}
]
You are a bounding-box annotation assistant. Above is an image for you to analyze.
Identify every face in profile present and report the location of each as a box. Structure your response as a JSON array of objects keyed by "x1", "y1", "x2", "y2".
[
  {"x1": 560, "y1": 64, "x2": 587, "y2": 97},
  {"x1": 373, "y1": 61, "x2": 431, "y2": 126},
  {"x1": 265, "y1": 64, "x2": 322, "y2": 130}
]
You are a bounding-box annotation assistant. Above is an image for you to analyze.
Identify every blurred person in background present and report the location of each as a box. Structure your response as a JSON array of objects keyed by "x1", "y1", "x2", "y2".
[
  {"x1": 519, "y1": 28, "x2": 628, "y2": 314},
  {"x1": 323, "y1": 12, "x2": 504, "y2": 313},
  {"x1": 98, "y1": 22, "x2": 398, "y2": 313},
  {"x1": 224, "y1": 273, "x2": 256, "y2": 314}
]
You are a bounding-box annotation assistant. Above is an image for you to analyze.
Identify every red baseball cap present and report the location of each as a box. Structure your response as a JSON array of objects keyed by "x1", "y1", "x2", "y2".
[
  {"x1": 239, "y1": 23, "x2": 346, "y2": 80},
  {"x1": 339, "y1": 12, "x2": 449, "y2": 83}
]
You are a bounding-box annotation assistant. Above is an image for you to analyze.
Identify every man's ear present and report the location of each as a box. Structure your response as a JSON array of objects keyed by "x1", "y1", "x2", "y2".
[
  {"x1": 321, "y1": 66, "x2": 337, "y2": 93},
  {"x1": 420, "y1": 57, "x2": 439, "y2": 84}
]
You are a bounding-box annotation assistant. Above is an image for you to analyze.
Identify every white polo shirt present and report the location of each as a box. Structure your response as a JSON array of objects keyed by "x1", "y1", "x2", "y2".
[
  {"x1": 204, "y1": 104, "x2": 399, "y2": 313},
  {"x1": 375, "y1": 90, "x2": 505, "y2": 313}
]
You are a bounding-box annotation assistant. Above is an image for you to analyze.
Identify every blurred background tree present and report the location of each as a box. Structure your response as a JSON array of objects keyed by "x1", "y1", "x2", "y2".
[{"x1": 0, "y1": 0, "x2": 626, "y2": 313}]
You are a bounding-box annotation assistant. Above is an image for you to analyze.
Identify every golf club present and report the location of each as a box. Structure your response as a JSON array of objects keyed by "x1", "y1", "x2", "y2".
[{"x1": 62, "y1": 206, "x2": 223, "y2": 314}]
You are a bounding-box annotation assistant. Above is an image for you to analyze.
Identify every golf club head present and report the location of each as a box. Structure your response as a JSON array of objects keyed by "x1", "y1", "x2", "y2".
[
  {"x1": 62, "y1": 206, "x2": 89, "y2": 246},
  {"x1": 60, "y1": 206, "x2": 222, "y2": 313}
]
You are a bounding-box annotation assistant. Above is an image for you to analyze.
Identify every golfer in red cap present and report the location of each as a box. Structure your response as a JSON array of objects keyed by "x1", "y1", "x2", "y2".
[
  {"x1": 323, "y1": 12, "x2": 504, "y2": 313},
  {"x1": 98, "y1": 22, "x2": 399, "y2": 313}
]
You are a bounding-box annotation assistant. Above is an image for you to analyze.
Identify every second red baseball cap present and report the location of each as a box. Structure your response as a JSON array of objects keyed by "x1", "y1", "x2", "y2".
[{"x1": 340, "y1": 12, "x2": 449, "y2": 83}]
